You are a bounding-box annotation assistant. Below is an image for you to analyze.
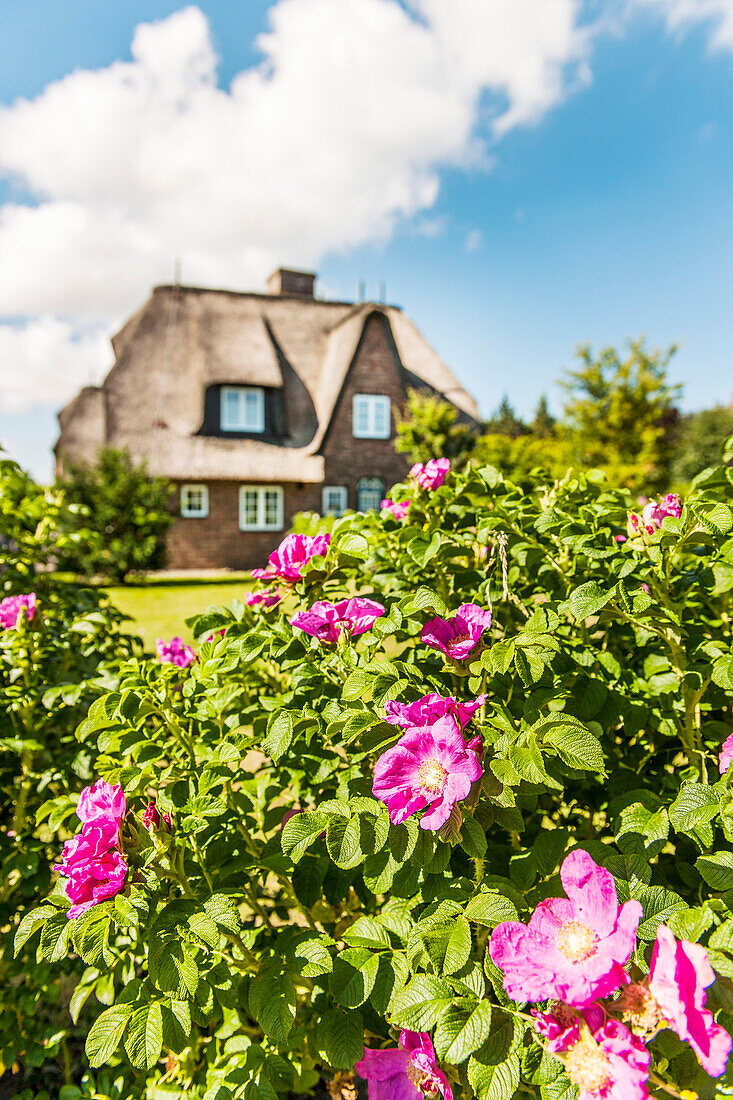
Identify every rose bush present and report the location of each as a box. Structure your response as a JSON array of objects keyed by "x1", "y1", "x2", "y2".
[
  {"x1": 0, "y1": 457, "x2": 139, "y2": 1096},
  {"x1": 13, "y1": 453, "x2": 733, "y2": 1098}
]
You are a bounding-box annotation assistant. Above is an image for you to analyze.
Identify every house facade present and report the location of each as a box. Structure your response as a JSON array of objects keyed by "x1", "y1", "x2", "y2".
[{"x1": 55, "y1": 269, "x2": 480, "y2": 571}]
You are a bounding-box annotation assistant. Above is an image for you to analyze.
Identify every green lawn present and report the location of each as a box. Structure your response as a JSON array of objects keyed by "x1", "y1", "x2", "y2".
[{"x1": 105, "y1": 577, "x2": 253, "y2": 649}]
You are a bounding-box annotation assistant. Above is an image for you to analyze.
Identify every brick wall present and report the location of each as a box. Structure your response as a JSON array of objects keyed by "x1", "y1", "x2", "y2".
[
  {"x1": 165, "y1": 310, "x2": 409, "y2": 570},
  {"x1": 165, "y1": 480, "x2": 320, "y2": 571},
  {"x1": 320, "y1": 311, "x2": 409, "y2": 507}
]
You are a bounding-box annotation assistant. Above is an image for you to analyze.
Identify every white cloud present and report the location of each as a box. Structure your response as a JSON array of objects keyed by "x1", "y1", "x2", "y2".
[
  {"x1": 0, "y1": 0, "x2": 591, "y2": 412},
  {"x1": 635, "y1": 0, "x2": 733, "y2": 51},
  {"x1": 0, "y1": 318, "x2": 112, "y2": 413},
  {"x1": 464, "y1": 228, "x2": 483, "y2": 252}
]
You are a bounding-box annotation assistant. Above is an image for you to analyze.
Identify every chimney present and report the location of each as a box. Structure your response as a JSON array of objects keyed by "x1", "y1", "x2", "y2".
[{"x1": 267, "y1": 268, "x2": 316, "y2": 298}]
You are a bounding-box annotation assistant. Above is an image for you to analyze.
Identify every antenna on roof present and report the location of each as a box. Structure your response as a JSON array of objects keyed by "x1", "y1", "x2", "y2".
[
  {"x1": 358, "y1": 279, "x2": 365, "y2": 302},
  {"x1": 174, "y1": 258, "x2": 182, "y2": 286},
  {"x1": 378, "y1": 281, "x2": 386, "y2": 304}
]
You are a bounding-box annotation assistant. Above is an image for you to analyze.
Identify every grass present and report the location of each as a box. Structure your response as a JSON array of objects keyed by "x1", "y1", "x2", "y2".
[{"x1": 104, "y1": 576, "x2": 254, "y2": 649}]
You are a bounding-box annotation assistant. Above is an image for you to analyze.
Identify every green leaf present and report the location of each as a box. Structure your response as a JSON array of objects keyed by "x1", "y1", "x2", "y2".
[
  {"x1": 249, "y1": 967, "x2": 296, "y2": 1042},
  {"x1": 85, "y1": 1003, "x2": 135, "y2": 1067},
  {"x1": 316, "y1": 1008, "x2": 364, "y2": 1069},
  {"x1": 464, "y1": 891, "x2": 518, "y2": 927},
  {"x1": 390, "y1": 974, "x2": 454, "y2": 1030},
  {"x1": 669, "y1": 785, "x2": 721, "y2": 834},
  {"x1": 124, "y1": 1003, "x2": 163, "y2": 1070},
  {"x1": 461, "y1": 815, "x2": 488, "y2": 859},
  {"x1": 421, "y1": 917, "x2": 473, "y2": 976},
  {"x1": 204, "y1": 894, "x2": 241, "y2": 932},
  {"x1": 330, "y1": 948, "x2": 380, "y2": 1008},
  {"x1": 637, "y1": 885, "x2": 686, "y2": 940},
  {"x1": 697, "y1": 851, "x2": 733, "y2": 892},
  {"x1": 562, "y1": 581, "x2": 613, "y2": 620},
  {"x1": 711, "y1": 655, "x2": 733, "y2": 690},
  {"x1": 14, "y1": 904, "x2": 58, "y2": 955},
  {"x1": 264, "y1": 711, "x2": 293, "y2": 761},
  {"x1": 281, "y1": 811, "x2": 327, "y2": 863},
  {"x1": 434, "y1": 999, "x2": 491, "y2": 1065},
  {"x1": 342, "y1": 915, "x2": 392, "y2": 950},
  {"x1": 327, "y1": 815, "x2": 363, "y2": 869},
  {"x1": 40, "y1": 910, "x2": 72, "y2": 962},
  {"x1": 468, "y1": 1051, "x2": 521, "y2": 1099},
  {"x1": 287, "y1": 935, "x2": 333, "y2": 977},
  {"x1": 538, "y1": 716, "x2": 605, "y2": 772}
]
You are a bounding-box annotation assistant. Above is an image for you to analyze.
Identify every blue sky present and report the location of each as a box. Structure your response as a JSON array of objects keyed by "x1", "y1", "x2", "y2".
[{"x1": 0, "y1": 0, "x2": 732, "y2": 481}]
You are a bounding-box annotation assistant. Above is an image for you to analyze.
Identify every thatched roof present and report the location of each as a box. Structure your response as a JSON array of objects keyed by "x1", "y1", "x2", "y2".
[{"x1": 56, "y1": 281, "x2": 480, "y2": 482}]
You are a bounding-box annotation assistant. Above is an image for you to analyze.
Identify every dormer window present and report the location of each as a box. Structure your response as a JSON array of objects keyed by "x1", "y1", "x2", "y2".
[
  {"x1": 220, "y1": 386, "x2": 265, "y2": 433},
  {"x1": 353, "y1": 394, "x2": 391, "y2": 439}
]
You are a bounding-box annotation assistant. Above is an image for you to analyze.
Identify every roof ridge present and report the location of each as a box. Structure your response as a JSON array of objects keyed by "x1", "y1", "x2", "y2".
[{"x1": 152, "y1": 283, "x2": 403, "y2": 310}]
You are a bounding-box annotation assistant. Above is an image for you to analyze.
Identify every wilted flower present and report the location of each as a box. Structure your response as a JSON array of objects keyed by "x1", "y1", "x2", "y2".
[
  {"x1": 626, "y1": 513, "x2": 653, "y2": 539},
  {"x1": 410, "y1": 458, "x2": 450, "y2": 491},
  {"x1": 0, "y1": 592, "x2": 36, "y2": 630},
  {"x1": 489, "y1": 849, "x2": 642, "y2": 1007},
  {"x1": 421, "y1": 604, "x2": 492, "y2": 660},
  {"x1": 156, "y1": 636, "x2": 197, "y2": 668},
  {"x1": 290, "y1": 598, "x2": 385, "y2": 644},
  {"x1": 380, "y1": 498, "x2": 410, "y2": 521},
  {"x1": 719, "y1": 732, "x2": 733, "y2": 774},
  {"x1": 245, "y1": 589, "x2": 282, "y2": 608},
  {"x1": 141, "y1": 800, "x2": 172, "y2": 831},
  {"x1": 563, "y1": 1018, "x2": 650, "y2": 1100},
  {"x1": 532, "y1": 1003, "x2": 605, "y2": 1054},
  {"x1": 355, "y1": 1029, "x2": 453, "y2": 1100},
  {"x1": 628, "y1": 924, "x2": 732, "y2": 1077},
  {"x1": 251, "y1": 533, "x2": 330, "y2": 582},
  {"x1": 384, "y1": 692, "x2": 486, "y2": 730},
  {"x1": 372, "y1": 715, "x2": 482, "y2": 831}
]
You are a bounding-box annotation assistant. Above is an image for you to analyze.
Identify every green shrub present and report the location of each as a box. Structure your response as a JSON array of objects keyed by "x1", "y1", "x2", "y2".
[
  {"x1": 0, "y1": 458, "x2": 139, "y2": 1093},
  {"x1": 12, "y1": 458, "x2": 733, "y2": 1098},
  {"x1": 55, "y1": 448, "x2": 174, "y2": 582}
]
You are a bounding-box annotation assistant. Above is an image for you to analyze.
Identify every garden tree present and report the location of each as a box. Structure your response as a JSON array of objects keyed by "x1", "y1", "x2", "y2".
[
  {"x1": 15, "y1": 457, "x2": 733, "y2": 1099},
  {"x1": 394, "y1": 387, "x2": 479, "y2": 467},
  {"x1": 672, "y1": 405, "x2": 733, "y2": 483},
  {"x1": 561, "y1": 338, "x2": 681, "y2": 492},
  {"x1": 55, "y1": 448, "x2": 174, "y2": 581},
  {"x1": 483, "y1": 394, "x2": 528, "y2": 438},
  {"x1": 530, "y1": 393, "x2": 556, "y2": 438},
  {"x1": 471, "y1": 430, "x2": 574, "y2": 482}
]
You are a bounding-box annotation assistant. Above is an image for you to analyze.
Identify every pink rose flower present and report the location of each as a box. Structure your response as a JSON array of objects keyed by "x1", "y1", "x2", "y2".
[
  {"x1": 626, "y1": 512, "x2": 654, "y2": 538},
  {"x1": 290, "y1": 598, "x2": 385, "y2": 645},
  {"x1": 645, "y1": 924, "x2": 731, "y2": 1077},
  {"x1": 384, "y1": 692, "x2": 487, "y2": 730},
  {"x1": 355, "y1": 1030, "x2": 453, "y2": 1100},
  {"x1": 206, "y1": 628, "x2": 227, "y2": 642},
  {"x1": 532, "y1": 1003, "x2": 605, "y2": 1054},
  {"x1": 76, "y1": 779, "x2": 126, "y2": 833},
  {"x1": 245, "y1": 588, "x2": 282, "y2": 608},
  {"x1": 409, "y1": 457, "x2": 450, "y2": 491},
  {"x1": 421, "y1": 604, "x2": 492, "y2": 661},
  {"x1": 280, "y1": 807, "x2": 303, "y2": 829},
  {"x1": 372, "y1": 714, "x2": 482, "y2": 831},
  {"x1": 57, "y1": 847, "x2": 128, "y2": 919},
  {"x1": 642, "y1": 493, "x2": 682, "y2": 528},
  {"x1": 719, "y1": 732, "x2": 733, "y2": 774},
  {"x1": 381, "y1": 498, "x2": 410, "y2": 521},
  {"x1": 563, "y1": 1018, "x2": 650, "y2": 1100},
  {"x1": 56, "y1": 778, "x2": 129, "y2": 919},
  {"x1": 489, "y1": 849, "x2": 642, "y2": 1007},
  {"x1": 251, "y1": 533, "x2": 331, "y2": 583},
  {"x1": 0, "y1": 592, "x2": 36, "y2": 630},
  {"x1": 156, "y1": 636, "x2": 197, "y2": 668}
]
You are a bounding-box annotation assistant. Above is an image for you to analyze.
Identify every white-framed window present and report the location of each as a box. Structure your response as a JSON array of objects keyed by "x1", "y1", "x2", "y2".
[
  {"x1": 221, "y1": 386, "x2": 265, "y2": 433},
  {"x1": 239, "y1": 485, "x2": 284, "y2": 531},
  {"x1": 322, "y1": 486, "x2": 348, "y2": 517},
  {"x1": 352, "y1": 394, "x2": 391, "y2": 439},
  {"x1": 180, "y1": 483, "x2": 209, "y2": 518},
  {"x1": 357, "y1": 477, "x2": 385, "y2": 512}
]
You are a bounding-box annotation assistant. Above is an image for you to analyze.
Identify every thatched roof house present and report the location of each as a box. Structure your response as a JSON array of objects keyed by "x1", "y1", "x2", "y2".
[{"x1": 55, "y1": 269, "x2": 479, "y2": 570}]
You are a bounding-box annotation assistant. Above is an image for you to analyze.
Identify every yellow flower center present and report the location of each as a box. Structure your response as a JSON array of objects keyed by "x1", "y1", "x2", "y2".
[
  {"x1": 417, "y1": 758, "x2": 448, "y2": 794},
  {"x1": 620, "y1": 983, "x2": 667, "y2": 1038},
  {"x1": 555, "y1": 920, "x2": 599, "y2": 962},
  {"x1": 565, "y1": 1034, "x2": 612, "y2": 1093}
]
